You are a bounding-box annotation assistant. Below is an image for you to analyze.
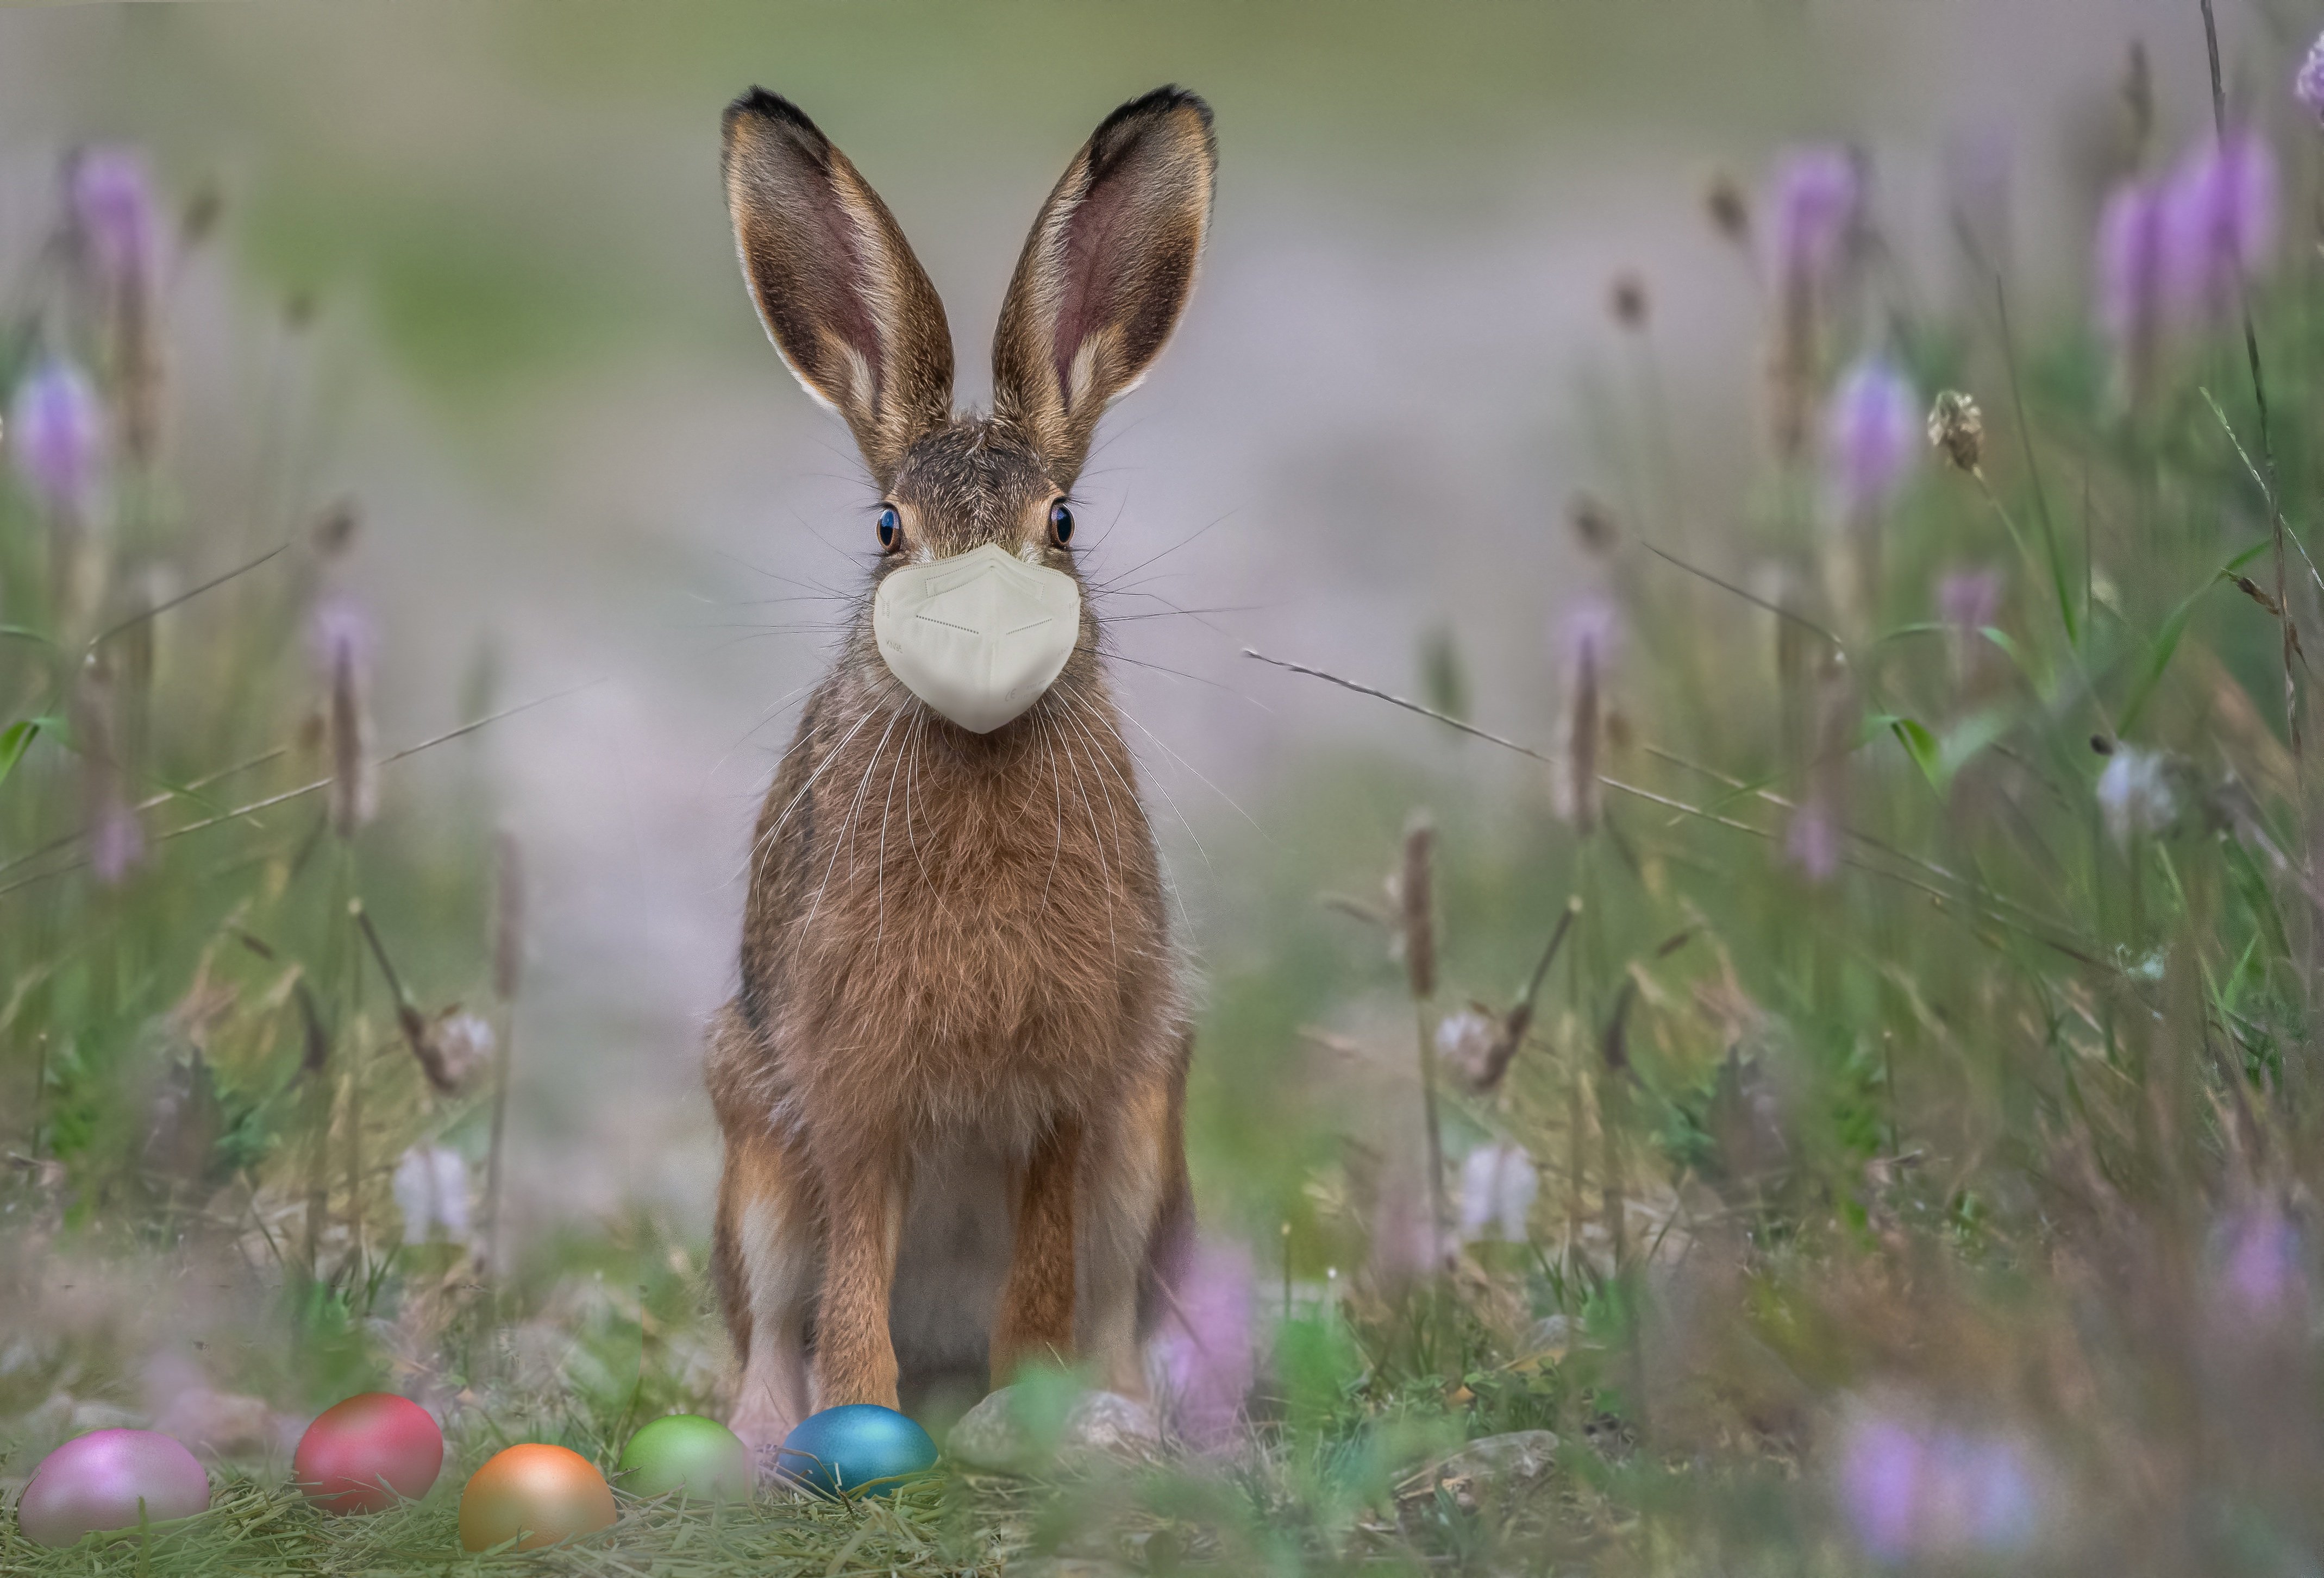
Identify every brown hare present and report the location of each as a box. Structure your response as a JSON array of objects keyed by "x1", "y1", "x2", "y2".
[{"x1": 704, "y1": 85, "x2": 1216, "y2": 1468}]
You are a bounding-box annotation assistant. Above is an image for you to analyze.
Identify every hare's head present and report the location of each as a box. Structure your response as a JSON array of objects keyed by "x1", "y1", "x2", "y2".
[{"x1": 723, "y1": 86, "x2": 1215, "y2": 735}]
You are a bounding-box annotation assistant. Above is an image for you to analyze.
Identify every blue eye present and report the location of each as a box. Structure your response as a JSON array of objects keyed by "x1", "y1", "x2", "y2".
[
  {"x1": 876, "y1": 505, "x2": 900, "y2": 550},
  {"x1": 1047, "y1": 500, "x2": 1074, "y2": 546}
]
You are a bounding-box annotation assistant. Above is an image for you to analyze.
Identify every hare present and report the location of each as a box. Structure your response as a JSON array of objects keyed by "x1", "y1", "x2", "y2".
[{"x1": 704, "y1": 85, "x2": 1217, "y2": 1467}]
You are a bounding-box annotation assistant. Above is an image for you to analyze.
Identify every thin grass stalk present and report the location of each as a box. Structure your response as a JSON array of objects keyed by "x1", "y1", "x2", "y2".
[
  {"x1": 1401, "y1": 812, "x2": 1448, "y2": 1265},
  {"x1": 485, "y1": 829, "x2": 524, "y2": 1275}
]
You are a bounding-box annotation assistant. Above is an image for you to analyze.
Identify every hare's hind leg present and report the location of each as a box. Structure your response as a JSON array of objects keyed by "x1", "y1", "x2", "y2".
[
  {"x1": 1081, "y1": 1034, "x2": 1193, "y2": 1401},
  {"x1": 715, "y1": 1127, "x2": 819, "y2": 1475},
  {"x1": 708, "y1": 1008, "x2": 821, "y2": 1476},
  {"x1": 989, "y1": 1118, "x2": 1082, "y2": 1386}
]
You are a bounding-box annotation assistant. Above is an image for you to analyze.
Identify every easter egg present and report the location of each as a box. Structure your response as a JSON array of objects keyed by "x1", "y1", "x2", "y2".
[
  {"x1": 17, "y1": 1429, "x2": 211, "y2": 1547},
  {"x1": 775, "y1": 1404, "x2": 937, "y2": 1498},
  {"x1": 293, "y1": 1393, "x2": 444, "y2": 1514},
  {"x1": 458, "y1": 1443, "x2": 617, "y2": 1551},
  {"x1": 616, "y1": 1414, "x2": 753, "y2": 1503}
]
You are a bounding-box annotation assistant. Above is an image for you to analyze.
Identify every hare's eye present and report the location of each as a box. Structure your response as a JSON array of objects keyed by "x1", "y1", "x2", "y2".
[
  {"x1": 875, "y1": 505, "x2": 901, "y2": 551},
  {"x1": 1047, "y1": 500, "x2": 1075, "y2": 546}
]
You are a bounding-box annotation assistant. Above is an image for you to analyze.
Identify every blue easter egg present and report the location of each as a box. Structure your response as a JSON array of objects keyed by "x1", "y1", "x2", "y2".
[{"x1": 775, "y1": 1405, "x2": 937, "y2": 1498}]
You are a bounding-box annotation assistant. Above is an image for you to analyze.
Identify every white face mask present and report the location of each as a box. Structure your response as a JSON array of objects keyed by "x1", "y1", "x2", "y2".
[{"x1": 872, "y1": 542, "x2": 1082, "y2": 733}]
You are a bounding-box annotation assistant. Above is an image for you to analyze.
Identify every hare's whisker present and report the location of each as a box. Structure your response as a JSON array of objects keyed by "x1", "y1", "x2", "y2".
[
  {"x1": 1111, "y1": 697, "x2": 1263, "y2": 838},
  {"x1": 874, "y1": 710, "x2": 911, "y2": 945},
  {"x1": 1032, "y1": 711, "x2": 1068, "y2": 919},
  {"x1": 742, "y1": 702, "x2": 881, "y2": 885},
  {"x1": 1051, "y1": 716, "x2": 1119, "y2": 970},
  {"x1": 806, "y1": 705, "x2": 904, "y2": 928}
]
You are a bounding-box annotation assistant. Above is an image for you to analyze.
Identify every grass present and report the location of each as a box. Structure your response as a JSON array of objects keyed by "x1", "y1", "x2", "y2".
[{"x1": 15, "y1": 5, "x2": 2324, "y2": 1574}]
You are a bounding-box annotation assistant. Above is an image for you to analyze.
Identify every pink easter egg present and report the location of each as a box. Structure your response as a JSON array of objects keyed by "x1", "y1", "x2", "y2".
[{"x1": 17, "y1": 1428, "x2": 211, "y2": 1547}]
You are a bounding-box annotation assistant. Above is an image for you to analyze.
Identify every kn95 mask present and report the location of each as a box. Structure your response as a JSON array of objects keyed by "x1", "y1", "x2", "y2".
[{"x1": 872, "y1": 542, "x2": 1082, "y2": 733}]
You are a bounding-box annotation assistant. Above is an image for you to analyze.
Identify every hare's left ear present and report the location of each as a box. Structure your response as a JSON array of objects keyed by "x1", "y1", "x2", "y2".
[
  {"x1": 723, "y1": 89, "x2": 954, "y2": 489},
  {"x1": 992, "y1": 87, "x2": 1216, "y2": 483}
]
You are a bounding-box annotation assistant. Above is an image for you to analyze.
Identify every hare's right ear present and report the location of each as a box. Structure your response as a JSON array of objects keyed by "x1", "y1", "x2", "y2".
[
  {"x1": 723, "y1": 89, "x2": 954, "y2": 488},
  {"x1": 992, "y1": 87, "x2": 1216, "y2": 484}
]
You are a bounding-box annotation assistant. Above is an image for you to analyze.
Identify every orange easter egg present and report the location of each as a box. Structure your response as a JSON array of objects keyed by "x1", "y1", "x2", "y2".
[{"x1": 457, "y1": 1444, "x2": 616, "y2": 1552}]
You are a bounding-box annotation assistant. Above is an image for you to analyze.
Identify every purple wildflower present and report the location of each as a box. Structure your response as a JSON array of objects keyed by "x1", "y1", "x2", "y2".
[
  {"x1": 305, "y1": 588, "x2": 376, "y2": 675},
  {"x1": 1937, "y1": 567, "x2": 2003, "y2": 635},
  {"x1": 308, "y1": 590, "x2": 378, "y2": 834},
  {"x1": 1839, "y1": 1418, "x2": 1924, "y2": 1563},
  {"x1": 9, "y1": 359, "x2": 107, "y2": 517},
  {"x1": 68, "y1": 146, "x2": 161, "y2": 292},
  {"x1": 92, "y1": 797, "x2": 144, "y2": 885},
  {"x1": 2096, "y1": 178, "x2": 2165, "y2": 361},
  {"x1": 1152, "y1": 1238, "x2": 1255, "y2": 1453},
  {"x1": 2297, "y1": 32, "x2": 2324, "y2": 124},
  {"x1": 2215, "y1": 1205, "x2": 2305, "y2": 1327},
  {"x1": 2161, "y1": 129, "x2": 2279, "y2": 322},
  {"x1": 1457, "y1": 1142, "x2": 1538, "y2": 1243},
  {"x1": 1837, "y1": 1411, "x2": 2046, "y2": 1563},
  {"x1": 1556, "y1": 593, "x2": 1624, "y2": 680},
  {"x1": 1787, "y1": 794, "x2": 1840, "y2": 883},
  {"x1": 1823, "y1": 355, "x2": 1919, "y2": 521},
  {"x1": 1766, "y1": 145, "x2": 1861, "y2": 293},
  {"x1": 1553, "y1": 595, "x2": 1621, "y2": 833},
  {"x1": 1938, "y1": 567, "x2": 2004, "y2": 685}
]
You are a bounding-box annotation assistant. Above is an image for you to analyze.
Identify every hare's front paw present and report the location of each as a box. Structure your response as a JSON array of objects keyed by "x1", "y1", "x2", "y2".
[{"x1": 729, "y1": 1399, "x2": 801, "y2": 1485}]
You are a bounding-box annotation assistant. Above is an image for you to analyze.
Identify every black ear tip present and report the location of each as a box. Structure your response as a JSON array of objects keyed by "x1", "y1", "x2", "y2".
[
  {"x1": 724, "y1": 86, "x2": 828, "y2": 152},
  {"x1": 1103, "y1": 85, "x2": 1214, "y2": 137}
]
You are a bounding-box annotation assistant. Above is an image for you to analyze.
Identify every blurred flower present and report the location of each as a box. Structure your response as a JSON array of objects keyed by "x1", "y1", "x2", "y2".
[
  {"x1": 91, "y1": 799, "x2": 143, "y2": 886},
  {"x1": 431, "y1": 1011, "x2": 496, "y2": 1089},
  {"x1": 1553, "y1": 596, "x2": 1623, "y2": 833},
  {"x1": 2160, "y1": 129, "x2": 2278, "y2": 322},
  {"x1": 1937, "y1": 567, "x2": 2003, "y2": 635},
  {"x1": 1435, "y1": 1007, "x2": 1498, "y2": 1090},
  {"x1": 1567, "y1": 491, "x2": 1619, "y2": 556},
  {"x1": 1837, "y1": 1411, "x2": 2046, "y2": 1564},
  {"x1": 2096, "y1": 746, "x2": 2175, "y2": 842},
  {"x1": 1766, "y1": 145, "x2": 1860, "y2": 293},
  {"x1": 68, "y1": 146, "x2": 161, "y2": 292},
  {"x1": 1705, "y1": 172, "x2": 1751, "y2": 246},
  {"x1": 1927, "y1": 389, "x2": 1983, "y2": 474},
  {"x1": 2096, "y1": 177, "x2": 2165, "y2": 401},
  {"x1": 393, "y1": 1145, "x2": 472, "y2": 1246},
  {"x1": 1786, "y1": 794, "x2": 1841, "y2": 883},
  {"x1": 1153, "y1": 1238, "x2": 1255, "y2": 1453},
  {"x1": 1458, "y1": 1142, "x2": 1538, "y2": 1243},
  {"x1": 2214, "y1": 1204, "x2": 2306, "y2": 1328},
  {"x1": 10, "y1": 358, "x2": 107, "y2": 517},
  {"x1": 1938, "y1": 567, "x2": 2004, "y2": 686},
  {"x1": 2299, "y1": 32, "x2": 2324, "y2": 124},
  {"x1": 308, "y1": 590, "x2": 377, "y2": 834},
  {"x1": 1765, "y1": 146, "x2": 1860, "y2": 461},
  {"x1": 1823, "y1": 355, "x2": 1919, "y2": 521},
  {"x1": 305, "y1": 588, "x2": 376, "y2": 675}
]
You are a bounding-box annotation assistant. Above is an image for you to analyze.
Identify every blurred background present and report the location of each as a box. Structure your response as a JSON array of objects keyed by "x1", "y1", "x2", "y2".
[{"x1": 1, "y1": 0, "x2": 2262, "y2": 1244}]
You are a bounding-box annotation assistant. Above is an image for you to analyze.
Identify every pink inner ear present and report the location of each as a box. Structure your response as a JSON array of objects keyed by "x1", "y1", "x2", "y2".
[
  {"x1": 1049, "y1": 172, "x2": 1138, "y2": 401},
  {"x1": 802, "y1": 186, "x2": 882, "y2": 401}
]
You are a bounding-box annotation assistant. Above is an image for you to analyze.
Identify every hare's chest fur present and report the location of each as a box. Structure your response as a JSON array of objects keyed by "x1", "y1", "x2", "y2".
[{"x1": 743, "y1": 693, "x2": 1172, "y2": 1135}]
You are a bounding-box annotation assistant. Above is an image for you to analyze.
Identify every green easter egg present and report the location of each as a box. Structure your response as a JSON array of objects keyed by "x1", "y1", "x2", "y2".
[{"x1": 616, "y1": 1414, "x2": 753, "y2": 1504}]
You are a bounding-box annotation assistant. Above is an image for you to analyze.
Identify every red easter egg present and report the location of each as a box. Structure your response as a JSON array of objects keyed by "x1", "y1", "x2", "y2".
[
  {"x1": 293, "y1": 1393, "x2": 444, "y2": 1514},
  {"x1": 459, "y1": 1443, "x2": 616, "y2": 1551}
]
